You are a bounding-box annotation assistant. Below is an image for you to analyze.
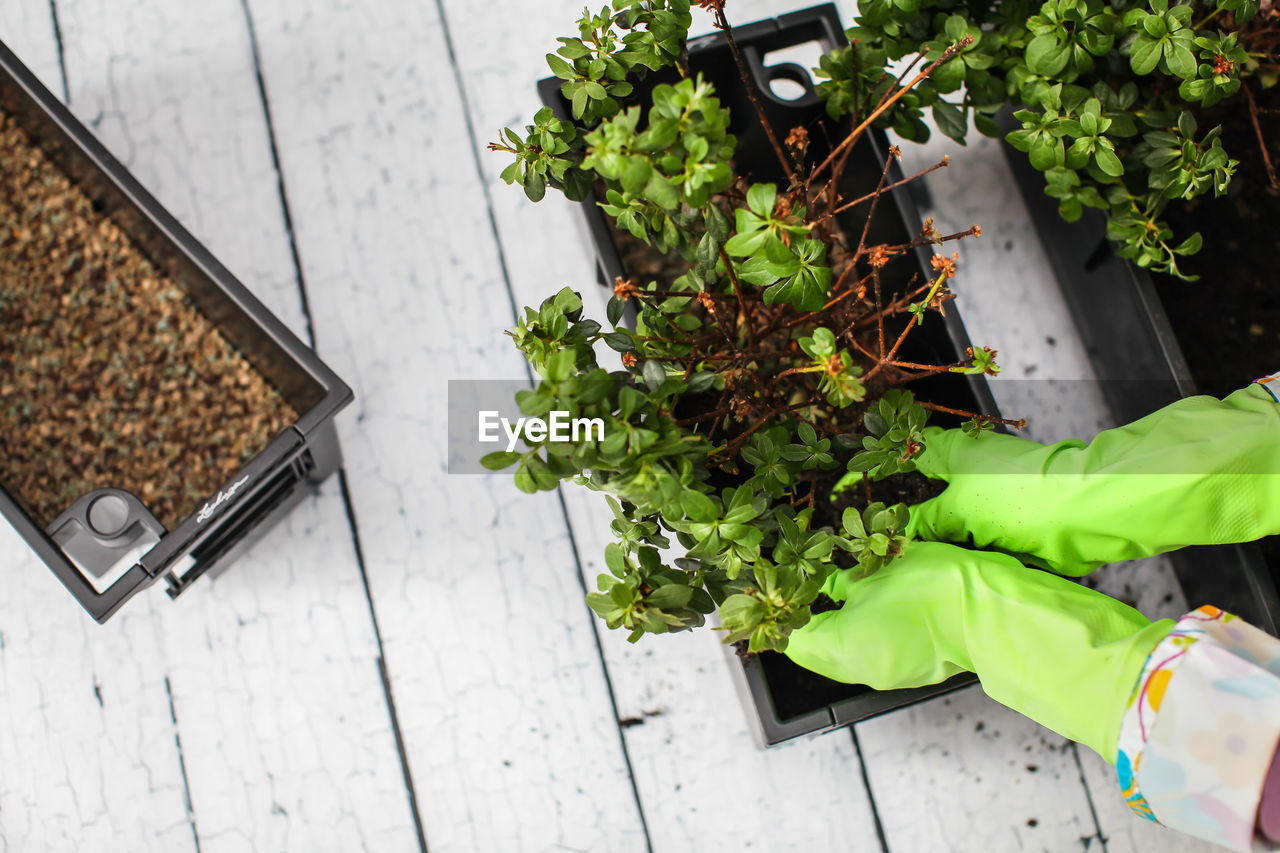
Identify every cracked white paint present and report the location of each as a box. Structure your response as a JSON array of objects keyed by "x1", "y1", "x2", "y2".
[
  {"x1": 239, "y1": 0, "x2": 647, "y2": 849},
  {"x1": 1, "y1": 0, "x2": 415, "y2": 850},
  {"x1": 0, "y1": 0, "x2": 1232, "y2": 850}
]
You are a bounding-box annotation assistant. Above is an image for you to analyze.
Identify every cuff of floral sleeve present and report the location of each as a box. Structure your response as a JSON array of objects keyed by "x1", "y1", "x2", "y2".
[
  {"x1": 1116, "y1": 606, "x2": 1280, "y2": 852},
  {"x1": 1255, "y1": 373, "x2": 1280, "y2": 404}
]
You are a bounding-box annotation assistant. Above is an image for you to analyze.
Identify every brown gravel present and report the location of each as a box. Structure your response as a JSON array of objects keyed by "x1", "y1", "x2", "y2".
[{"x1": 0, "y1": 107, "x2": 297, "y2": 530}]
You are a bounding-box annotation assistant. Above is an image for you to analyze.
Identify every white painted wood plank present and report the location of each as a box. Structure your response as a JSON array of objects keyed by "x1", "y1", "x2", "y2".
[
  {"x1": 0, "y1": 573, "x2": 197, "y2": 853},
  {"x1": 444, "y1": 0, "x2": 886, "y2": 848},
  {"x1": 0, "y1": 7, "x2": 195, "y2": 852},
  {"x1": 241, "y1": 1, "x2": 649, "y2": 849},
  {"x1": 560, "y1": 489, "x2": 882, "y2": 851},
  {"x1": 42, "y1": 1, "x2": 418, "y2": 850},
  {"x1": 887, "y1": 111, "x2": 1214, "y2": 852},
  {"x1": 861, "y1": 688, "x2": 1109, "y2": 852},
  {"x1": 0, "y1": 0, "x2": 64, "y2": 97}
]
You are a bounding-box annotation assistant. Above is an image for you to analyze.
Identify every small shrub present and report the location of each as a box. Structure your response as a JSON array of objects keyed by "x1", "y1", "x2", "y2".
[
  {"x1": 488, "y1": 2, "x2": 1019, "y2": 652},
  {"x1": 816, "y1": 0, "x2": 1278, "y2": 277}
]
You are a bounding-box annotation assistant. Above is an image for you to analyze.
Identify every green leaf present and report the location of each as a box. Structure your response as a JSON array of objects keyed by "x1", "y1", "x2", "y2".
[
  {"x1": 621, "y1": 157, "x2": 652, "y2": 194},
  {"x1": 1026, "y1": 34, "x2": 1071, "y2": 76},
  {"x1": 607, "y1": 296, "x2": 625, "y2": 327},
  {"x1": 647, "y1": 584, "x2": 694, "y2": 610},
  {"x1": 1129, "y1": 36, "x2": 1162, "y2": 75},
  {"x1": 746, "y1": 183, "x2": 777, "y2": 217},
  {"x1": 1172, "y1": 231, "x2": 1202, "y2": 255},
  {"x1": 642, "y1": 359, "x2": 666, "y2": 390},
  {"x1": 480, "y1": 451, "x2": 521, "y2": 470},
  {"x1": 1094, "y1": 145, "x2": 1124, "y2": 176},
  {"x1": 681, "y1": 490, "x2": 718, "y2": 523},
  {"x1": 705, "y1": 204, "x2": 732, "y2": 241},
  {"x1": 842, "y1": 506, "x2": 867, "y2": 538},
  {"x1": 524, "y1": 171, "x2": 547, "y2": 202},
  {"x1": 723, "y1": 229, "x2": 768, "y2": 257},
  {"x1": 644, "y1": 172, "x2": 680, "y2": 210},
  {"x1": 1164, "y1": 44, "x2": 1196, "y2": 79},
  {"x1": 932, "y1": 101, "x2": 967, "y2": 143},
  {"x1": 718, "y1": 594, "x2": 764, "y2": 625},
  {"x1": 571, "y1": 85, "x2": 589, "y2": 118},
  {"x1": 1141, "y1": 14, "x2": 1167, "y2": 37},
  {"x1": 546, "y1": 52, "x2": 575, "y2": 80},
  {"x1": 738, "y1": 255, "x2": 782, "y2": 287},
  {"x1": 1177, "y1": 110, "x2": 1197, "y2": 139}
]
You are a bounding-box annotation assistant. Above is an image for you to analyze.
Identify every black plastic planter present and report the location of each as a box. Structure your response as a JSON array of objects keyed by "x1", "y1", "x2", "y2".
[
  {"x1": 540, "y1": 3, "x2": 999, "y2": 746},
  {"x1": 0, "y1": 39, "x2": 352, "y2": 623},
  {"x1": 999, "y1": 123, "x2": 1280, "y2": 636}
]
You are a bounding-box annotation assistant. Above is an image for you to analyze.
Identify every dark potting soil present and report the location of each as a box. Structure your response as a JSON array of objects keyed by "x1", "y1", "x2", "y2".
[
  {"x1": 1150, "y1": 85, "x2": 1280, "y2": 585},
  {"x1": 1153, "y1": 85, "x2": 1280, "y2": 400},
  {"x1": 0, "y1": 108, "x2": 298, "y2": 531}
]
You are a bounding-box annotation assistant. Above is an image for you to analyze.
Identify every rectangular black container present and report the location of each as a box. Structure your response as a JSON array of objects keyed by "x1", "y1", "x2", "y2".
[
  {"x1": 999, "y1": 118, "x2": 1280, "y2": 635},
  {"x1": 540, "y1": 3, "x2": 995, "y2": 745},
  {"x1": 0, "y1": 38, "x2": 352, "y2": 623}
]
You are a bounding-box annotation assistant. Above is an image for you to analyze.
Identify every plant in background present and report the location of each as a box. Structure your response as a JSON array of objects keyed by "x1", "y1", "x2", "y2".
[
  {"x1": 488, "y1": 1, "x2": 1020, "y2": 653},
  {"x1": 814, "y1": 0, "x2": 1279, "y2": 277}
]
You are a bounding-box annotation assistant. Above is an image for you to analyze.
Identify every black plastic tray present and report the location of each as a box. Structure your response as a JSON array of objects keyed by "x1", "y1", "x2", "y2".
[
  {"x1": 540, "y1": 3, "x2": 998, "y2": 745},
  {"x1": 999, "y1": 115, "x2": 1280, "y2": 635},
  {"x1": 0, "y1": 38, "x2": 353, "y2": 622}
]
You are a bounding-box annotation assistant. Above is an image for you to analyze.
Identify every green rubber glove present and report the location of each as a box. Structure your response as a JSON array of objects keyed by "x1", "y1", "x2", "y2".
[
  {"x1": 785, "y1": 541, "x2": 1174, "y2": 760},
  {"x1": 907, "y1": 384, "x2": 1280, "y2": 575}
]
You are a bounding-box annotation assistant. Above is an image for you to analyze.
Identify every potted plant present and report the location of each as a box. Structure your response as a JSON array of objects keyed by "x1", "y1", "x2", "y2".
[
  {"x1": 486, "y1": 2, "x2": 1018, "y2": 743},
  {"x1": 809, "y1": 0, "x2": 1280, "y2": 626},
  {"x1": 813, "y1": 0, "x2": 1277, "y2": 276},
  {"x1": 0, "y1": 38, "x2": 353, "y2": 622}
]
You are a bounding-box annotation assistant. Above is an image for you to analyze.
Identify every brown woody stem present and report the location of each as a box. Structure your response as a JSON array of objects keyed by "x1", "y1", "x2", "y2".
[
  {"x1": 810, "y1": 37, "x2": 973, "y2": 184},
  {"x1": 1244, "y1": 84, "x2": 1280, "y2": 192},
  {"x1": 918, "y1": 400, "x2": 1026, "y2": 428},
  {"x1": 714, "y1": 8, "x2": 793, "y2": 181}
]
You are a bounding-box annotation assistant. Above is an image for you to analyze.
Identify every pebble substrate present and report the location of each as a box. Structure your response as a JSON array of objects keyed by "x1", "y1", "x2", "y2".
[{"x1": 0, "y1": 107, "x2": 297, "y2": 530}]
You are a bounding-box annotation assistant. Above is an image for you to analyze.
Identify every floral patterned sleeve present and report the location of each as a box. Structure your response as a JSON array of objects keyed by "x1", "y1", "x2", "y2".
[{"x1": 1116, "y1": 605, "x2": 1280, "y2": 851}]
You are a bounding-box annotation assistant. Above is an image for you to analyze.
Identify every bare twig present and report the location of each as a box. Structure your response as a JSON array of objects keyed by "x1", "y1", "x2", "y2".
[
  {"x1": 810, "y1": 37, "x2": 973, "y2": 184},
  {"x1": 720, "y1": 247, "x2": 758, "y2": 349},
  {"x1": 1244, "y1": 83, "x2": 1280, "y2": 192},
  {"x1": 713, "y1": 7, "x2": 792, "y2": 180},
  {"x1": 918, "y1": 400, "x2": 1026, "y2": 428}
]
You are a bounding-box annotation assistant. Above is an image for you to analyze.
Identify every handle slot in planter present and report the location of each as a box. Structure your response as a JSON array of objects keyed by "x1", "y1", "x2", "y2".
[{"x1": 0, "y1": 38, "x2": 353, "y2": 622}]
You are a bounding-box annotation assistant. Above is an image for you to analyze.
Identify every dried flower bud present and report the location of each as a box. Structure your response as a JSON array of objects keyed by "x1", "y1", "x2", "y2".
[
  {"x1": 613, "y1": 276, "x2": 637, "y2": 302},
  {"x1": 696, "y1": 292, "x2": 716, "y2": 313},
  {"x1": 622, "y1": 352, "x2": 638, "y2": 367},
  {"x1": 930, "y1": 251, "x2": 959, "y2": 279},
  {"x1": 785, "y1": 126, "x2": 809, "y2": 159}
]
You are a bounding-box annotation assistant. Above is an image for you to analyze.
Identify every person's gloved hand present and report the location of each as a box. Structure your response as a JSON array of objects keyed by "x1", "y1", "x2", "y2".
[
  {"x1": 905, "y1": 384, "x2": 1280, "y2": 575},
  {"x1": 784, "y1": 540, "x2": 1174, "y2": 760}
]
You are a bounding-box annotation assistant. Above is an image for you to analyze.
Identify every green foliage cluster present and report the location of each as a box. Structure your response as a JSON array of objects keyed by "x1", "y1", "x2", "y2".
[
  {"x1": 815, "y1": 0, "x2": 1276, "y2": 277},
  {"x1": 489, "y1": 2, "x2": 1002, "y2": 653}
]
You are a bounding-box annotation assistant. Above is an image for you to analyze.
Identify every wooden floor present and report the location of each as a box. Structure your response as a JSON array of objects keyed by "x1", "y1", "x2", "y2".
[{"x1": 0, "y1": 1, "x2": 1225, "y2": 850}]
